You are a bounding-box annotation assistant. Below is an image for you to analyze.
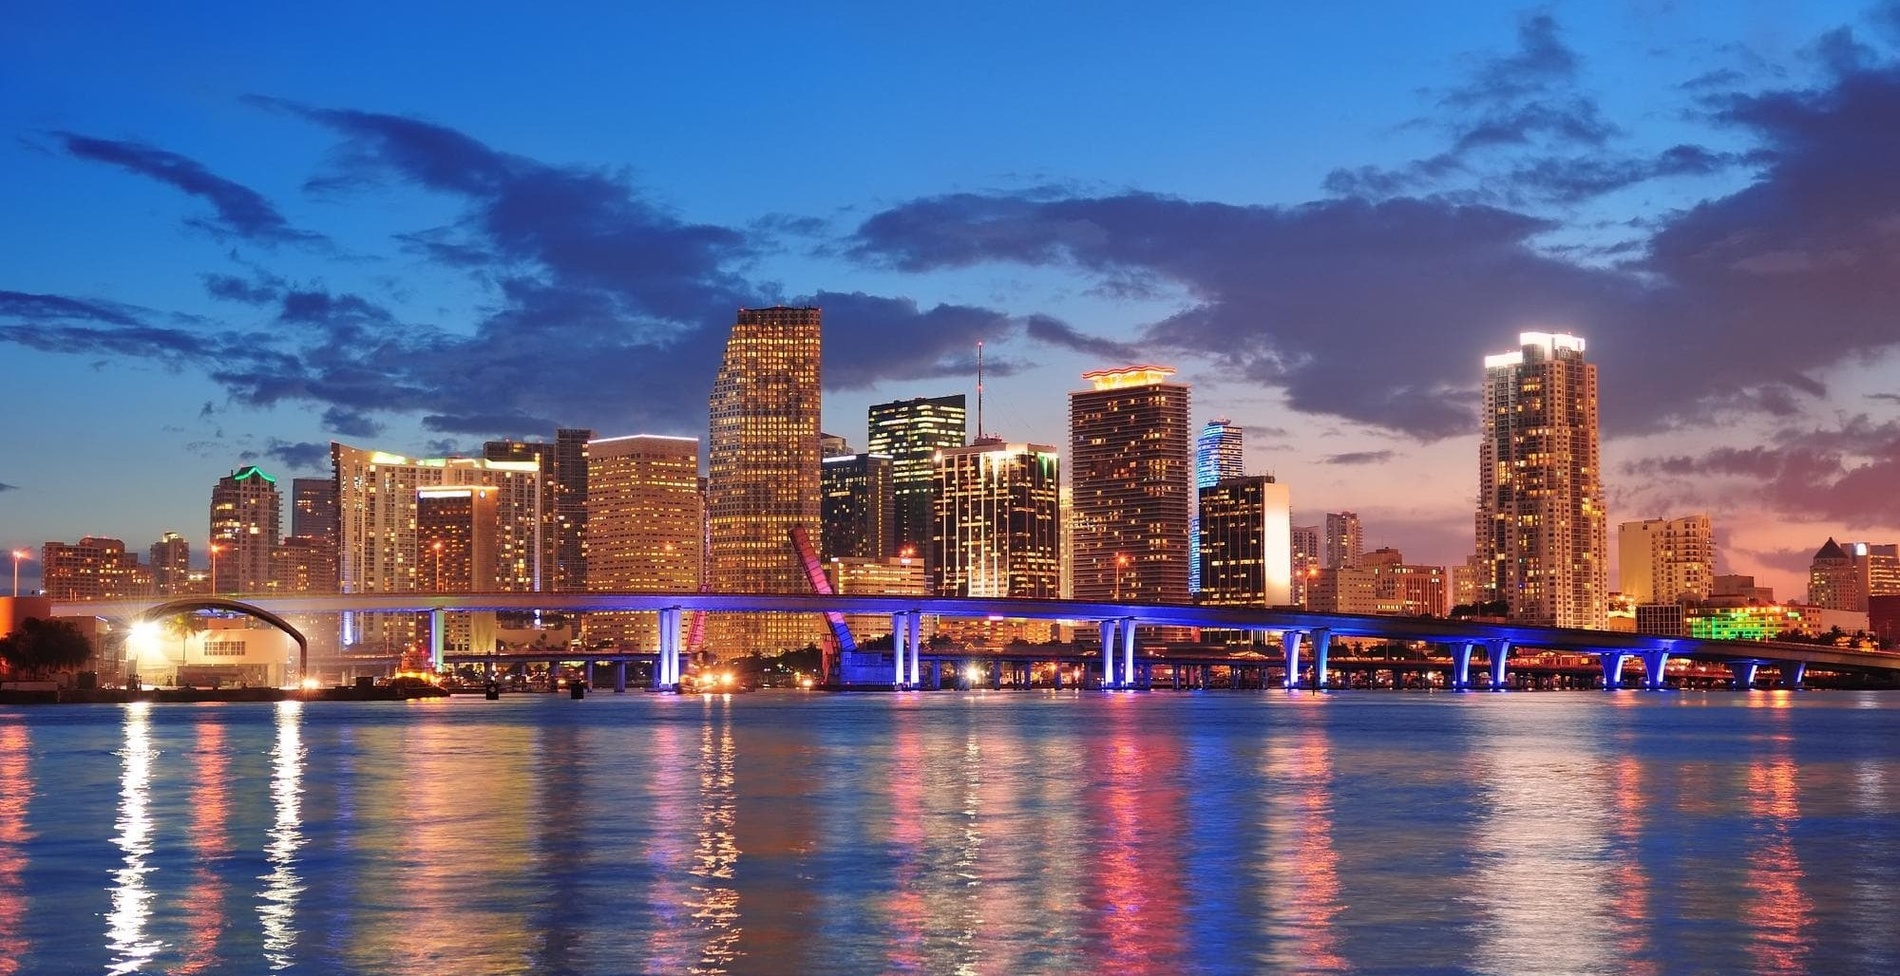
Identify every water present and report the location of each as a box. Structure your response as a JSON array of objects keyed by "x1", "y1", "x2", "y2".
[{"x1": 1, "y1": 690, "x2": 1897, "y2": 975}]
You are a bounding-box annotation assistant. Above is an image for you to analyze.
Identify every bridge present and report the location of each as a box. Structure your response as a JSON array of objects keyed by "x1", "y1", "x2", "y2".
[{"x1": 54, "y1": 591, "x2": 1900, "y2": 693}]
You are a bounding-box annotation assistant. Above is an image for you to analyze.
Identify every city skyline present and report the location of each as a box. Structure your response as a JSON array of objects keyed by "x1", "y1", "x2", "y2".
[{"x1": 7, "y1": 3, "x2": 1900, "y2": 601}]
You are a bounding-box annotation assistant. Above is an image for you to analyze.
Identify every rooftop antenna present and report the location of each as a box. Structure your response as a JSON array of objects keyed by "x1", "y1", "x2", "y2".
[{"x1": 975, "y1": 339, "x2": 985, "y2": 442}]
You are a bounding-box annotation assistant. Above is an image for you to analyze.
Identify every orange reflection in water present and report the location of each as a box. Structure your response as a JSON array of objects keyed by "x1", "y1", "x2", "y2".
[
  {"x1": 1745, "y1": 740, "x2": 1813, "y2": 975},
  {"x1": 1608, "y1": 754, "x2": 1657, "y2": 976},
  {"x1": 1262, "y1": 708, "x2": 1346, "y2": 973},
  {"x1": 688, "y1": 694, "x2": 741, "y2": 974},
  {"x1": 175, "y1": 717, "x2": 231, "y2": 974},
  {"x1": 1084, "y1": 696, "x2": 1186, "y2": 974},
  {"x1": 642, "y1": 715, "x2": 695, "y2": 973},
  {"x1": 0, "y1": 723, "x2": 30, "y2": 976},
  {"x1": 883, "y1": 700, "x2": 928, "y2": 973}
]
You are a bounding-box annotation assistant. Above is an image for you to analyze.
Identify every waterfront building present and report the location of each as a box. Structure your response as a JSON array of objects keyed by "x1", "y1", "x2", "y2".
[
  {"x1": 1476, "y1": 332, "x2": 1608, "y2": 629},
  {"x1": 1809, "y1": 539, "x2": 1900, "y2": 611},
  {"x1": 1363, "y1": 548, "x2": 1449, "y2": 617},
  {"x1": 1191, "y1": 419, "x2": 1245, "y2": 593},
  {"x1": 483, "y1": 428, "x2": 594, "y2": 592},
  {"x1": 149, "y1": 532, "x2": 191, "y2": 596},
  {"x1": 1307, "y1": 567, "x2": 1378, "y2": 615},
  {"x1": 1323, "y1": 512, "x2": 1364, "y2": 570},
  {"x1": 331, "y1": 442, "x2": 543, "y2": 650},
  {"x1": 208, "y1": 465, "x2": 281, "y2": 594},
  {"x1": 1069, "y1": 366, "x2": 1192, "y2": 607},
  {"x1": 867, "y1": 395, "x2": 967, "y2": 563},
  {"x1": 1290, "y1": 524, "x2": 1321, "y2": 607},
  {"x1": 707, "y1": 306, "x2": 825, "y2": 654},
  {"x1": 1619, "y1": 515, "x2": 1714, "y2": 604},
  {"x1": 291, "y1": 478, "x2": 338, "y2": 545},
  {"x1": 1197, "y1": 475, "x2": 1292, "y2": 609},
  {"x1": 415, "y1": 485, "x2": 501, "y2": 653},
  {"x1": 39, "y1": 537, "x2": 153, "y2": 601},
  {"x1": 932, "y1": 440, "x2": 1061, "y2": 642},
  {"x1": 1714, "y1": 574, "x2": 1776, "y2": 603},
  {"x1": 821, "y1": 453, "x2": 895, "y2": 561},
  {"x1": 586, "y1": 434, "x2": 703, "y2": 649}
]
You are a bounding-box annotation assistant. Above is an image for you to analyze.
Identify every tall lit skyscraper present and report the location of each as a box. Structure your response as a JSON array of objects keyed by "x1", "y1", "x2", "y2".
[
  {"x1": 291, "y1": 478, "x2": 338, "y2": 545},
  {"x1": 586, "y1": 434, "x2": 703, "y2": 648},
  {"x1": 1477, "y1": 331, "x2": 1607, "y2": 628},
  {"x1": 707, "y1": 306, "x2": 824, "y2": 654},
  {"x1": 209, "y1": 465, "x2": 282, "y2": 594},
  {"x1": 150, "y1": 531, "x2": 191, "y2": 596},
  {"x1": 1619, "y1": 515, "x2": 1714, "y2": 605},
  {"x1": 1808, "y1": 539, "x2": 1900, "y2": 611},
  {"x1": 1069, "y1": 365, "x2": 1192, "y2": 605},
  {"x1": 867, "y1": 395, "x2": 967, "y2": 561},
  {"x1": 483, "y1": 427, "x2": 594, "y2": 591},
  {"x1": 1323, "y1": 512, "x2": 1363, "y2": 570},
  {"x1": 1197, "y1": 475, "x2": 1292, "y2": 608},
  {"x1": 1191, "y1": 419, "x2": 1245, "y2": 593},
  {"x1": 821, "y1": 452, "x2": 895, "y2": 560},
  {"x1": 932, "y1": 441, "x2": 1061, "y2": 599},
  {"x1": 1290, "y1": 524, "x2": 1322, "y2": 607}
]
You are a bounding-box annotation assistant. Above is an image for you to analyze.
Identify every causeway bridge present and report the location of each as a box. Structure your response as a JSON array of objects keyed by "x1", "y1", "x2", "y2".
[{"x1": 56, "y1": 591, "x2": 1900, "y2": 693}]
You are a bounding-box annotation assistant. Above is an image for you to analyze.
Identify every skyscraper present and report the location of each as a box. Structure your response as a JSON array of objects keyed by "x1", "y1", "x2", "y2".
[
  {"x1": 586, "y1": 434, "x2": 703, "y2": 649},
  {"x1": 40, "y1": 537, "x2": 152, "y2": 601},
  {"x1": 867, "y1": 395, "x2": 967, "y2": 562},
  {"x1": 1618, "y1": 515, "x2": 1714, "y2": 605},
  {"x1": 820, "y1": 453, "x2": 895, "y2": 560},
  {"x1": 482, "y1": 427, "x2": 594, "y2": 591},
  {"x1": 291, "y1": 478, "x2": 339, "y2": 545},
  {"x1": 1197, "y1": 474, "x2": 1292, "y2": 608},
  {"x1": 1477, "y1": 332, "x2": 1607, "y2": 629},
  {"x1": 1323, "y1": 512, "x2": 1363, "y2": 570},
  {"x1": 706, "y1": 306, "x2": 824, "y2": 654},
  {"x1": 150, "y1": 531, "x2": 191, "y2": 596},
  {"x1": 1069, "y1": 365, "x2": 1192, "y2": 606},
  {"x1": 209, "y1": 465, "x2": 282, "y2": 594},
  {"x1": 1808, "y1": 539, "x2": 1900, "y2": 611},
  {"x1": 932, "y1": 441, "x2": 1061, "y2": 599},
  {"x1": 1290, "y1": 524, "x2": 1322, "y2": 607},
  {"x1": 1191, "y1": 419, "x2": 1245, "y2": 593}
]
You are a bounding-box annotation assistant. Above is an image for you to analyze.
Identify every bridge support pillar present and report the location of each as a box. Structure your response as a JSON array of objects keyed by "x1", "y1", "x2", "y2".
[
  {"x1": 429, "y1": 608, "x2": 446, "y2": 672},
  {"x1": 1310, "y1": 629, "x2": 1332, "y2": 691},
  {"x1": 892, "y1": 612, "x2": 910, "y2": 689},
  {"x1": 1100, "y1": 621, "x2": 1117, "y2": 688},
  {"x1": 1600, "y1": 653, "x2": 1627, "y2": 690},
  {"x1": 658, "y1": 607, "x2": 683, "y2": 691},
  {"x1": 1731, "y1": 661, "x2": 1759, "y2": 690},
  {"x1": 1781, "y1": 661, "x2": 1807, "y2": 689},
  {"x1": 1641, "y1": 650, "x2": 1670, "y2": 691},
  {"x1": 1487, "y1": 640, "x2": 1512, "y2": 691},
  {"x1": 613, "y1": 661, "x2": 627, "y2": 694},
  {"x1": 1449, "y1": 642, "x2": 1475, "y2": 691},
  {"x1": 1283, "y1": 631, "x2": 1304, "y2": 690},
  {"x1": 1120, "y1": 617, "x2": 1137, "y2": 691},
  {"x1": 907, "y1": 612, "x2": 923, "y2": 687}
]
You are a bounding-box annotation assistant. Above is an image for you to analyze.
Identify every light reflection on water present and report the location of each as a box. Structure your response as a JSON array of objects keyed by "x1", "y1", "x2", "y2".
[{"x1": 1, "y1": 690, "x2": 1898, "y2": 974}]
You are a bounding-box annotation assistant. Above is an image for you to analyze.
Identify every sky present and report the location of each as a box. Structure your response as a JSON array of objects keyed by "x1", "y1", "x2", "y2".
[{"x1": 5, "y1": 0, "x2": 1900, "y2": 598}]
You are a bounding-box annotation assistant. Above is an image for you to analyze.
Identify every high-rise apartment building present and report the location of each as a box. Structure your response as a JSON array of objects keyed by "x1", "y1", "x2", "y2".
[
  {"x1": 1619, "y1": 515, "x2": 1715, "y2": 604},
  {"x1": 149, "y1": 532, "x2": 191, "y2": 596},
  {"x1": 1477, "y1": 332, "x2": 1608, "y2": 629},
  {"x1": 867, "y1": 395, "x2": 967, "y2": 562},
  {"x1": 1809, "y1": 539, "x2": 1900, "y2": 611},
  {"x1": 331, "y1": 442, "x2": 543, "y2": 649},
  {"x1": 931, "y1": 441, "x2": 1061, "y2": 600},
  {"x1": 1290, "y1": 524, "x2": 1322, "y2": 607},
  {"x1": 1197, "y1": 475, "x2": 1292, "y2": 608},
  {"x1": 1069, "y1": 366, "x2": 1192, "y2": 606},
  {"x1": 706, "y1": 306, "x2": 824, "y2": 654},
  {"x1": 586, "y1": 434, "x2": 703, "y2": 648},
  {"x1": 821, "y1": 453, "x2": 895, "y2": 561},
  {"x1": 1191, "y1": 419, "x2": 1245, "y2": 593},
  {"x1": 1323, "y1": 512, "x2": 1364, "y2": 570},
  {"x1": 1363, "y1": 548, "x2": 1450, "y2": 617},
  {"x1": 40, "y1": 537, "x2": 153, "y2": 601},
  {"x1": 209, "y1": 465, "x2": 282, "y2": 594},
  {"x1": 483, "y1": 428, "x2": 593, "y2": 591},
  {"x1": 271, "y1": 536, "x2": 337, "y2": 594},
  {"x1": 291, "y1": 478, "x2": 338, "y2": 545},
  {"x1": 416, "y1": 485, "x2": 502, "y2": 653}
]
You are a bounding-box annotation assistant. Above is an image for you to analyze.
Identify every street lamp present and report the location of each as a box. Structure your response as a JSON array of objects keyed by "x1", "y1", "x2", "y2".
[
  {"x1": 10, "y1": 549, "x2": 29, "y2": 598},
  {"x1": 1114, "y1": 553, "x2": 1130, "y2": 602},
  {"x1": 208, "y1": 542, "x2": 223, "y2": 595}
]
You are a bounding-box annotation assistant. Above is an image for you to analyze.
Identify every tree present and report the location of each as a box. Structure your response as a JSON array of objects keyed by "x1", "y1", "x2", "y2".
[{"x1": 0, "y1": 617, "x2": 94, "y2": 678}]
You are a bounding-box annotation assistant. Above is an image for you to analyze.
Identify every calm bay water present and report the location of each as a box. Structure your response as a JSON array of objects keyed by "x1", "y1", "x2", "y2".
[{"x1": 0, "y1": 690, "x2": 1896, "y2": 975}]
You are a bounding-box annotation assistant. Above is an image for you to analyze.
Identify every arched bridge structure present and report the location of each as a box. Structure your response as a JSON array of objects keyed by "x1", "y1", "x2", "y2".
[
  {"x1": 57, "y1": 591, "x2": 1900, "y2": 692},
  {"x1": 121, "y1": 597, "x2": 312, "y2": 682}
]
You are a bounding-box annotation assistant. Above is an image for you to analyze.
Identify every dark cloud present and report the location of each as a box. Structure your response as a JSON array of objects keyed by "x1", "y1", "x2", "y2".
[
  {"x1": 1868, "y1": 392, "x2": 1900, "y2": 404},
  {"x1": 422, "y1": 411, "x2": 555, "y2": 436},
  {"x1": 1022, "y1": 315, "x2": 1142, "y2": 361},
  {"x1": 56, "y1": 133, "x2": 319, "y2": 244},
  {"x1": 1624, "y1": 417, "x2": 1900, "y2": 527},
  {"x1": 202, "y1": 272, "x2": 283, "y2": 305},
  {"x1": 0, "y1": 290, "x2": 143, "y2": 327},
  {"x1": 1320, "y1": 451, "x2": 1396, "y2": 466},
  {"x1": 0, "y1": 481, "x2": 16, "y2": 492},
  {"x1": 423, "y1": 438, "x2": 467, "y2": 456},
  {"x1": 321, "y1": 407, "x2": 384, "y2": 439},
  {"x1": 805, "y1": 290, "x2": 1028, "y2": 392},
  {"x1": 260, "y1": 439, "x2": 330, "y2": 472}
]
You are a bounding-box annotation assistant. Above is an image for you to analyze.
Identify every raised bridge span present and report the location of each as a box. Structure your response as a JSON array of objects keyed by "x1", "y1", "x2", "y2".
[{"x1": 56, "y1": 591, "x2": 1900, "y2": 692}]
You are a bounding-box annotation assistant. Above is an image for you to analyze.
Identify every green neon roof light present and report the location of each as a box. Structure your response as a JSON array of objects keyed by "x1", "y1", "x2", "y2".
[{"x1": 233, "y1": 465, "x2": 278, "y2": 484}]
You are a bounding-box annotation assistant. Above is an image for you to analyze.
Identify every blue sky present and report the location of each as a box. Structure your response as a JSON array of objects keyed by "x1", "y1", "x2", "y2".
[{"x1": 6, "y1": 1, "x2": 1900, "y2": 597}]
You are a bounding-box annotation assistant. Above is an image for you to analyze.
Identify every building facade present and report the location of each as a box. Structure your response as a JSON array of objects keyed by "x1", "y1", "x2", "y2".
[
  {"x1": 1323, "y1": 512, "x2": 1364, "y2": 570},
  {"x1": 1809, "y1": 539, "x2": 1900, "y2": 611},
  {"x1": 482, "y1": 427, "x2": 594, "y2": 592},
  {"x1": 867, "y1": 395, "x2": 968, "y2": 563},
  {"x1": 1069, "y1": 366, "x2": 1192, "y2": 607},
  {"x1": 1476, "y1": 332, "x2": 1608, "y2": 629},
  {"x1": 586, "y1": 434, "x2": 703, "y2": 649},
  {"x1": 208, "y1": 465, "x2": 282, "y2": 594},
  {"x1": 39, "y1": 538, "x2": 153, "y2": 602},
  {"x1": 1618, "y1": 514, "x2": 1714, "y2": 604},
  {"x1": 1191, "y1": 419, "x2": 1245, "y2": 593},
  {"x1": 291, "y1": 477, "x2": 338, "y2": 544},
  {"x1": 820, "y1": 453, "x2": 895, "y2": 561},
  {"x1": 149, "y1": 532, "x2": 191, "y2": 596},
  {"x1": 706, "y1": 306, "x2": 824, "y2": 654},
  {"x1": 1197, "y1": 475, "x2": 1292, "y2": 609},
  {"x1": 932, "y1": 441, "x2": 1061, "y2": 600}
]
